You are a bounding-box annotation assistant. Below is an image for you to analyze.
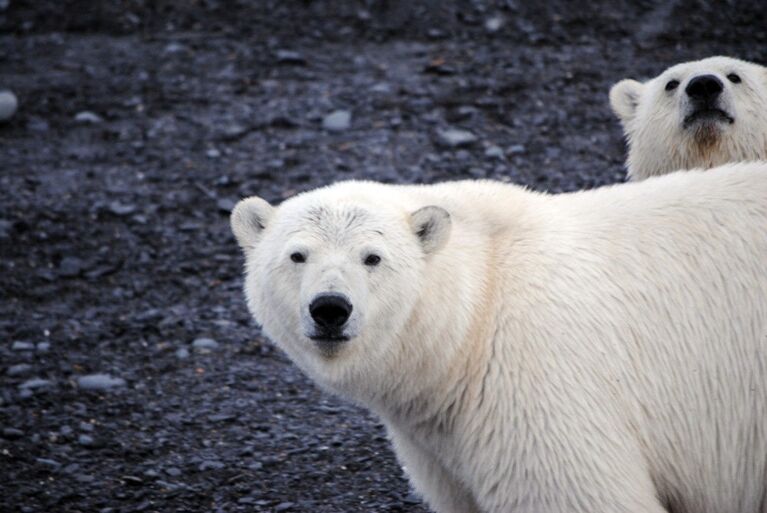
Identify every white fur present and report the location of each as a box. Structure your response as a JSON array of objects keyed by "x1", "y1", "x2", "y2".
[
  {"x1": 232, "y1": 163, "x2": 767, "y2": 513},
  {"x1": 610, "y1": 56, "x2": 767, "y2": 180}
]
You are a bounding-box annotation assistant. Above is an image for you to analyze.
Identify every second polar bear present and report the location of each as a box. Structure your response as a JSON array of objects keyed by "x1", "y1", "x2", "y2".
[
  {"x1": 232, "y1": 164, "x2": 767, "y2": 513},
  {"x1": 610, "y1": 56, "x2": 767, "y2": 179}
]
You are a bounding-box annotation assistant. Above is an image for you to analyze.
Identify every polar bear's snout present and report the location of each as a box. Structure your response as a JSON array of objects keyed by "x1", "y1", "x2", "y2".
[
  {"x1": 309, "y1": 293, "x2": 353, "y2": 336},
  {"x1": 684, "y1": 74, "x2": 733, "y2": 128}
]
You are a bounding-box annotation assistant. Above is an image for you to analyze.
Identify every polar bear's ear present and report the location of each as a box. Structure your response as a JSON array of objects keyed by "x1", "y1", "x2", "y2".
[
  {"x1": 410, "y1": 206, "x2": 451, "y2": 255},
  {"x1": 231, "y1": 196, "x2": 274, "y2": 248},
  {"x1": 609, "y1": 79, "x2": 644, "y2": 123}
]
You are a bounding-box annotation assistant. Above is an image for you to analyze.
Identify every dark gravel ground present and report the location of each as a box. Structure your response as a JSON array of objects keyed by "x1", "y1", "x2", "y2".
[{"x1": 1, "y1": 1, "x2": 765, "y2": 512}]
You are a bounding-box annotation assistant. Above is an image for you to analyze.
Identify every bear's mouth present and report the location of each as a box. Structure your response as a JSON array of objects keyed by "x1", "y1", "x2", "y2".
[
  {"x1": 683, "y1": 108, "x2": 734, "y2": 129},
  {"x1": 309, "y1": 334, "x2": 350, "y2": 356}
]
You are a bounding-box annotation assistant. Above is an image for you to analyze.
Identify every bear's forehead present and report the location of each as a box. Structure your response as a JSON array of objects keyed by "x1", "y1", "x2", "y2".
[
  {"x1": 281, "y1": 203, "x2": 392, "y2": 241},
  {"x1": 663, "y1": 57, "x2": 752, "y2": 78}
]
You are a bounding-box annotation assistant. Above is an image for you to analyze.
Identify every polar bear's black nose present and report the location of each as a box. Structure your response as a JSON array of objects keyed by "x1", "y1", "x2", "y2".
[
  {"x1": 685, "y1": 75, "x2": 723, "y2": 102},
  {"x1": 310, "y1": 294, "x2": 353, "y2": 329}
]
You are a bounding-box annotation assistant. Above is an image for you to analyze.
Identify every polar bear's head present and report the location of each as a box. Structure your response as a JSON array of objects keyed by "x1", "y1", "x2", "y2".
[
  {"x1": 610, "y1": 56, "x2": 767, "y2": 180},
  {"x1": 231, "y1": 183, "x2": 451, "y2": 396}
]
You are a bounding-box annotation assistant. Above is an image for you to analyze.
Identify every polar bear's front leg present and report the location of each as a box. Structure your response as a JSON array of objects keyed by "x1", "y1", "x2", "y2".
[{"x1": 388, "y1": 426, "x2": 481, "y2": 513}]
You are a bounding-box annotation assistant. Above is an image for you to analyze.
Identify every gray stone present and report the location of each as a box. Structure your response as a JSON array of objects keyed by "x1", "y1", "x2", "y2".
[
  {"x1": 175, "y1": 347, "x2": 190, "y2": 360},
  {"x1": 436, "y1": 128, "x2": 477, "y2": 148},
  {"x1": 74, "y1": 111, "x2": 103, "y2": 124},
  {"x1": 107, "y1": 201, "x2": 136, "y2": 216},
  {"x1": 198, "y1": 460, "x2": 225, "y2": 471},
  {"x1": 12, "y1": 341, "x2": 34, "y2": 351},
  {"x1": 78, "y1": 434, "x2": 94, "y2": 446},
  {"x1": 508, "y1": 144, "x2": 526, "y2": 154},
  {"x1": 206, "y1": 148, "x2": 221, "y2": 159},
  {"x1": 7, "y1": 364, "x2": 32, "y2": 376},
  {"x1": 485, "y1": 15, "x2": 505, "y2": 33},
  {"x1": 322, "y1": 110, "x2": 352, "y2": 132},
  {"x1": 0, "y1": 90, "x2": 18, "y2": 122},
  {"x1": 2, "y1": 427, "x2": 23, "y2": 439},
  {"x1": 36, "y1": 458, "x2": 62, "y2": 471},
  {"x1": 76, "y1": 374, "x2": 126, "y2": 391},
  {"x1": 19, "y1": 378, "x2": 53, "y2": 389},
  {"x1": 192, "y1": 338, "x2": 219, "y2": 351},
  {"x1": 484, "y1": 145, "x2": 505, "y2": 159},
  {"x1": 36, "y1": 342, "x2": 50, "y2": 352}
]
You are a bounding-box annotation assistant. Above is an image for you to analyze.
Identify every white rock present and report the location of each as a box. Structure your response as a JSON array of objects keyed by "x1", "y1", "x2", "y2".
[
  {"x1": 0, "y1": 90, "x2": 18, "y2": 122},
  {"x1": 322, "y1": 110, "x2": 352, "y2": 132},
  {"x1": 484, "y1": 145, "x2": 506, "y2": 159},
  {"x1": 19, "y1": 378, "x2": 53, "y2": 389},
  {"x1": 11, "y1": 341, "x2": 34, "y2": 351},
  {"x1": 74, "y1": 111, "x2": 103, "y2": 124},
  {"x1": 485, "y1": 15, "x2": 505, "y2": 33},
  {"x1": 77, "y1": 374, "x2": 126, "y2": 390},
  {"x1": 436, "y1": 128, "x2": 477, "y2": 148},
  {"x1": 192, "y1": 338, "x2": 219, "y2": 351}
]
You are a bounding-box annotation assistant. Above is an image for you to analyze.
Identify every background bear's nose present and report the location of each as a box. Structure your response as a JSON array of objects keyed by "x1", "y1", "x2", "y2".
[
  {"x1": 685, "y1": 75, "x2": 723, "y2": 102},
  {"x1": 310, "y1": 294, "x2": 353, "y2": 329}
]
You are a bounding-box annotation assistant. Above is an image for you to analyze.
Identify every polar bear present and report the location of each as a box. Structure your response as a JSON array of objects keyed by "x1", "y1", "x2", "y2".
[
  {"x1": 610, "y1": 56, "x2": 767, "y2": 180},
  {"x1": 231, "y1": 163, "x2": 767, "y2": 513}
]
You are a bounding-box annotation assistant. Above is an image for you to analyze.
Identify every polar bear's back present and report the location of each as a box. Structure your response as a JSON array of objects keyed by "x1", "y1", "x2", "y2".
[{"x1": 513, "y1": 163, "x2": 767, "y2": 513}]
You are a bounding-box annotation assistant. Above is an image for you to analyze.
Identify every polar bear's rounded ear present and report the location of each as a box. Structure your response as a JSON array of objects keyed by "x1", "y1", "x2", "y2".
[
  {"x1": 410, "y1": 206, "x2": 451, "y2": 255},
  {"x1": 231, "y1": 196, "x2": 274, "y2": 248},
  {"x1": 609, "y1": 79, "x2": 644, "y2": 123}
]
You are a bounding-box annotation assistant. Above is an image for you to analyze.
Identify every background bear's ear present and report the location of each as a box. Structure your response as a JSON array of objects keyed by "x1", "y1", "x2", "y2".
[
  {"x1": 231, "y1": 196, "x2": 274, "y2": 249},
  {"x1": 410, "y1": 206, "x2": 451, "y2": 255},
  {"x1": 609, "y1": 79, "x2": 643, "y2": 124}
]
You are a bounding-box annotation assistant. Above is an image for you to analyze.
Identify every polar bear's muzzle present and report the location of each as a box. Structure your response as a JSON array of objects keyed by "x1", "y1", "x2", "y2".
[
  {"x1": 307, "y1": 293, "x2": 354, "y2": 346},
  {"x1": 683, "y1": 74, "x2": 734, "y2": 129}
]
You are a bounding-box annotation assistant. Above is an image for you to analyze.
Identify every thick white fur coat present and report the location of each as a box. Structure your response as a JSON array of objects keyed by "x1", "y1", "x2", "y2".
[{"x1": 233, "y1": 163, "x2": 767, "y2": 513}]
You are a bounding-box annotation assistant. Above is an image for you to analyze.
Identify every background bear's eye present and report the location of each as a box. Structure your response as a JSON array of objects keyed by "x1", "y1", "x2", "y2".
[
  {"x1": 290, "y1": 252, "x2": 306, "y2": 263},
  {"x1": 727, "y1": 73, "x2": 741, "y2": 84},
  {"x1": 363, "y1": 254, "x2": 381, "y2": 267},
  {"x1": 665, "y1": 79, "x2": 680, "y2": 91}
]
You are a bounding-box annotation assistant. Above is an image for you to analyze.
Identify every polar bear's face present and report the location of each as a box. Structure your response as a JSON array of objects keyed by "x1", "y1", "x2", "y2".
[
  {"x1": 610, "y1": 56, "x2": 767, "y2": 179},
  {"x1": 231, "y1": 188, "x2": 451, "y2": 391}
]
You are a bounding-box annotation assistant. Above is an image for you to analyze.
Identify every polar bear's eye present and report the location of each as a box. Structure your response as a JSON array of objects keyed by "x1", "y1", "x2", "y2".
[
  {"x1": 665, "y1": 79, "x2": 680, "y2": 91},
  {"x1": 727, "y1": 73, "x2": 741, "y2": 84},
  {"x1": 290, "y1": 252, "x2": 306, "y2": 263},
  {"x1": 363, "y1": 254, "x2": 381, "y2": 267}
]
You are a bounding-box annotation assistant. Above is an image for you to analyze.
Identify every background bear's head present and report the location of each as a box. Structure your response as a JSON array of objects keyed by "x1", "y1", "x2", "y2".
[
  {"x1": 610, "y1": 56, "x2": 767, "y2": 180},
  {"x1": 230, "y1": 182, "x2": 451, "y2": 398}
]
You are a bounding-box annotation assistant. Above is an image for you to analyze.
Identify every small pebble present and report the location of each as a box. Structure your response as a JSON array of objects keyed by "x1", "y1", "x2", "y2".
[
  {"x1": 19, "y1": 378, "x2": 53, "y2": 389},
  {"x1": 79, "y1": 421, "x2": 94, "y2": 432},
  {"x1": 484, "y1": 145, "x2": 505, "y2": 160},
  {"x1": 76, "y1": 374, "x2": 126, "y2": 391},
  {"x1": 7, "y1": 363, "x2": 32, "y2": 376},
  {"x1": 192, "y1": 338, "x2": 219, "y2": 351},
  {"x1": 165, "y1": 467, "x2": 182, "y2": 477},
  {"x1": 0, "y1": 90, "x2": 18, "y2": 122},
  {"x1": 59, "y1": 425, "x2": 73, "y2": 436},
  {"x1": 78, "y1": 434, "x2": 94, "y2": 446},
  {"x1": 436, "y1": 128, "x2": 477, "y2": 148},
  {"x1": 175, "y1": 347, "x2": 190, "y2": 360},
  {"x1": 107, "y1": 201, "x2": 136, "y2": 216},
  {"x1": 36, "y1": 342, "x2": 50, "y2": 352},
  {"x1": 206, "y1": 148, "x2": 221, "y2": 159},
  {"x1": 198, "y1": 460, "x2": 225, "y2": 471},
  {"x1": 35, "y1": 458, "x2": 62, "y2": 471},
  {"x1": 74, "y1": 111, "x2": 103, "y2": 124},
  {"x1": 322, "y1": 110, "x2": 352, "y2": 132},
  {"x1": 275, "y1": 502, "x2": 295, "y2": 512},
  {"x1": 275, "y1": 49, "x2": 306, "y2": 65},
  {"x1": 12, "y1": 341, "x2": 34, "y2": 351},
  {"x1": 2, "y1": 427, "x2": 24, "y2": 439},
  {"x1": 485, "y1": 15, "x2": 505, "y2": 33}
]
